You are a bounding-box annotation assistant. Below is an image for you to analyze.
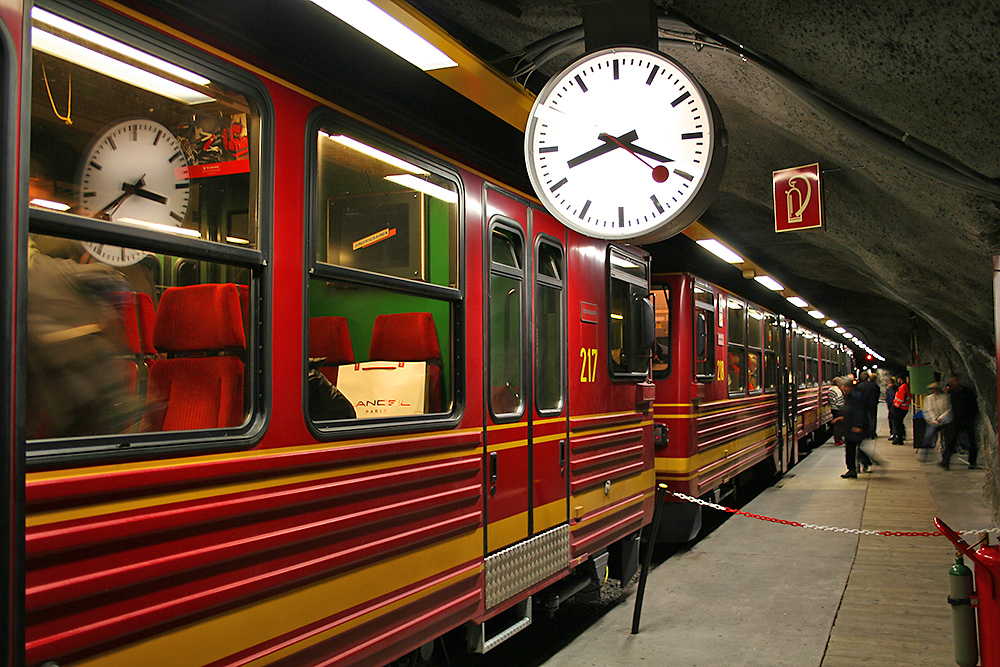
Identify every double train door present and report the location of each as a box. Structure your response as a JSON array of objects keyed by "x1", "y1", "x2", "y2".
[
  {"x1": 777, "y1": 316, "x2": 798, "y2": 471},
  {"x1": 483, "y1": 187, "x2": 569, "y2": 555}
]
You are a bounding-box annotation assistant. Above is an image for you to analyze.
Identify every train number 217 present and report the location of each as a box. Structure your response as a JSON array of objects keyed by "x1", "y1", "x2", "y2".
[{"x1": 580, "y1": 348, "x2": 598, "y2": 383}]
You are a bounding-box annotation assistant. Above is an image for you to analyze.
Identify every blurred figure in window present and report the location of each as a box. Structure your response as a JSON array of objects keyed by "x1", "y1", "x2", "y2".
[{"x1": 26, "y1": 234, "x2": 136, "y2": 439}]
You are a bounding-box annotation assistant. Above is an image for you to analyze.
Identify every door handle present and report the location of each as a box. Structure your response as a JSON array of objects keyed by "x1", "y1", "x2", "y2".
[
  {"x1": 490, "y1": 451, "x2": 498, "y2": 484},
  {"x1": 559, "y1": 440, "x2": 566, "y2": 470}
]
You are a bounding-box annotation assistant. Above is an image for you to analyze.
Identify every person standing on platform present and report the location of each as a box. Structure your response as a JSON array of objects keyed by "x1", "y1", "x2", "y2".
[
  {"x1": 947, "y1": 373, "x2": 980, "y2": 469},
  {"x1": 885, "y1": 377, "x2": 898, "y2": 441},
  {"x1": 891, "y1": 374, "x2": 911, "y2": 445},
  {"x1": 922, "y1": 382, "x2": 955, "y2": 469},
  {"x1": 855, "y1": 371, "x2": 880, "y2": 439},
  {"x1": 828, "y1": 376, "x2": 847, "y2": 446},
  {"x1": 841, "y1": 381, "x2": 874, "y2": 478}
]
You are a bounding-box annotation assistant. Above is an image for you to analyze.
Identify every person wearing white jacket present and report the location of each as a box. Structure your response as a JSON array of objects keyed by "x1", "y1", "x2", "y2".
[{"x1": 923, "y1": 382, "x2": 956, "y2": 469}]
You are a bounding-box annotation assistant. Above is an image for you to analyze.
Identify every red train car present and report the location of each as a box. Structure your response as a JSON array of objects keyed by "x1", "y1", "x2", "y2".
[
  {"x1": 2, "y1": 2, "x2": 655, "y2": 665},
  {"x1": 650, "y1": 273, "x2": 851, "y2": 539}
]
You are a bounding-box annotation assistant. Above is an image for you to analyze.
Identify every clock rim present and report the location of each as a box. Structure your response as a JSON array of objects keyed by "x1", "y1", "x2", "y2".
[{"x1": 523, "y1": 46, "x2": 726, "y2": 243}]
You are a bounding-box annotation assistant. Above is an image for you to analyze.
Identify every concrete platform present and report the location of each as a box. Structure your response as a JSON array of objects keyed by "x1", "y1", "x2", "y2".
[{"x1": 541, "y1": 407, "x2": 994, "y2": 667}]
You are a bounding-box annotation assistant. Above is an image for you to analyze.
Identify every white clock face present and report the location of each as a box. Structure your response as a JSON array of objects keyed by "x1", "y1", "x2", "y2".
[
  {"x1": 79, "y1": 119, "x2": 191, "y2": 265},
  {"x1": 525, "y1": 47, "x2": 725, "y2": 243}
]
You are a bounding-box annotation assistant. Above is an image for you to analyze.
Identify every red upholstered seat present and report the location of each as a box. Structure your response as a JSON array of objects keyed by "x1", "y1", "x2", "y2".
[
  {"x1": 144, "y1": 284, "x2": 246, "y2": 431},
  {"x1": 368, "y1": 312, "x2": 443, "y2": 413},
  {"x1": 308, "y1": 316, "x2": 354, "y2": 383}
]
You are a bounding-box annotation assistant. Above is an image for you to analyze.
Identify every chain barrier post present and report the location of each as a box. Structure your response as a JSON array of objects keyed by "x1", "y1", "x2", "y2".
[{"x1": 631, "y1": 483, "x2": 668, "y2": 635}]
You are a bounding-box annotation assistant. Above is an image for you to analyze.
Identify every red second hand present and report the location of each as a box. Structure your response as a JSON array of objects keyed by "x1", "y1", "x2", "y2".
[{"x1": 600, "y1": 133, "x2": 670, "y2": 183}]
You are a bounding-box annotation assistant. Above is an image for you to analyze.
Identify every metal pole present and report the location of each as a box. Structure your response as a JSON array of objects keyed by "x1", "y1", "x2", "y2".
[{"x1": 631, "y1": 483, "x2": 668, "y2": 634}]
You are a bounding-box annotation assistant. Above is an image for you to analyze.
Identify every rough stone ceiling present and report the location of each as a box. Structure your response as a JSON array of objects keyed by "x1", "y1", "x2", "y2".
[{"x1": 409, "y1": 0, "x2": 1000, "y2": 375}]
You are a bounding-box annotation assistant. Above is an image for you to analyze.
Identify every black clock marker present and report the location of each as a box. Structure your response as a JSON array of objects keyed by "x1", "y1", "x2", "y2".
[
  {"x1": 83, "y1": 191, "x2": 96, "y2": 198},
  {"x1": 539, "y1": 146, "x2": 559, "y2": 153},
  {"x1": 169, "y1": 151, "x2": 182, "y2": 163},
  {"x1": 131, "y1": 126, "x2": 138, "y2": 141},
  {"x1": 682, "y1": 132, "x2": 703, "y2": 140},
  {"x1": 89, "y1": 161, "x2": 102, "y2": 171},
  {"x1": 671, "y1": 91, "x2": 691, "y2": 107},
  {"x1": 646, "y1": 65, "x2": 660, "y2": 85},
  {"x1": 153, "y1": 131, "x2": 162, "y2": 146},
  {"x1": 550, "y1": 177, "x2": 568, "y2": 192},
  {"x1": 175, "y1": 182, "x2": 190, "y2": 189},
  {"x1": 574, "y1": 75, "x2": 588, "y2": 92},
  {"x1": 579, "y1": 200, "x2": 591, "y2": 219},
  {"x1": 618, "y1": 207, "x2": 625, "y2": 227},
  {"x1": 107, "y1": 136, "x2": 117, "y2": 151},
  {"x1": 674, "y1": 169, "x2": 694, "y2": 181},
  {"x1": 613, "y1": 59, "x2": 619, "y2": 80},
  {"x1": 170, "y1": 211, "x2": 185, "y2": 222},
  {"x1": 651, "y1": 195, "x2": 664, "y2": 214}
]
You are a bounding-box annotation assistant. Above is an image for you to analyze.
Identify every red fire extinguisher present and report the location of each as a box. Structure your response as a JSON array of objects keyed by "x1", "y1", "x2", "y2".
[{"x1": 938, "y1": 517, "x2": 1000, "y2": 666}]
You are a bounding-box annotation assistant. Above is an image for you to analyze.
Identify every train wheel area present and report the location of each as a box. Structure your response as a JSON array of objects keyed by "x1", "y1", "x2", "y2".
[{"x1": 441, "y1": 406, "x2": 990, "y2": 666}]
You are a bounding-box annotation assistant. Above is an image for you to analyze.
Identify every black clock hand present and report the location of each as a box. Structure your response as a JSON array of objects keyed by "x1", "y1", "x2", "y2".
[
  {"x1": 131, "y1": 187, "x2": 168, "y2": 205},
  {"x1": 567, "y1": 130, "x2": 639, "y2": 168},
  {"x1": 602, "y1": 134, "x2": 671, "y2": 183},
  {"x1": 94, "y1": 190, "x2": 131, "y2": 219},
  {"x1": 624, "y1": 142, "x2": 673, "y2": 164}
]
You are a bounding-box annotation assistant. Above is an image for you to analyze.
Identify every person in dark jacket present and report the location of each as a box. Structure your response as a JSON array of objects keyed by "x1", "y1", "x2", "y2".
[
  {"x1": 947, "y1": 373, "x2": 980, "y2": 468},
  {"x1": 885, "y1": 377, "x2": 898, "y2": 441},
  {"x1": 841, "y1": 382, "x2": 872, "y2": 478},
  {"x1": 855, "y1": 371, "x2": 881, "y2": 439}
]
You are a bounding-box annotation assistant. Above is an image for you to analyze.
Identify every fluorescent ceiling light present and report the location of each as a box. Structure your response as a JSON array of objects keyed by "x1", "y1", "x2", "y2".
[
  {"x1": 696, "y1": 238, "x2": 743, "y2": 264},
  {"x1": 786, "y1": 296, "x2": 808, "y2": 308},
  {"x1": 835, "y1": 327, "x2": 846, "y2": 334},
  {"x1": 32, "y1": 28, "x2": 213, "y2": 105},
  {"x1": 808, "y1": 310, "x2": 825, "y2": 319},
  {"x1": 324, "y1": 133, "x2": 427, "y2": 174},
  {"x1": 32, "y1": 7, "x2": 211, "y2": 86},
  {"x1": 118, "y1": 217, "x2": 201, "y2": 237},
  {"x1": 754, "y1": 275, "x2": 783, "y2": 291},
  {"x1": 30, "y1": 198, "x2": 71, "y2": 211},
  {"x1": 825, "y1": 319, "x2": 838, "y2": 327},
  {"x1": 308, "y1": 0, "x2": 457, "y2": 71},
  {"x1": 384, "y1": 173, "x2": 458, "y2": 204}
]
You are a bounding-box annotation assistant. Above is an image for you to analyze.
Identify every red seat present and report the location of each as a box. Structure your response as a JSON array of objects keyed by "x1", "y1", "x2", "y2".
[
  {"x1": 368, "y1": 312, "x2": 443, "y2": 413},
  {"x1": 308, "y1": 316, "x2": 354, "y2": 383},
  {"x1": 144, "y1": 284, "x2": 246, "y2": 431}
]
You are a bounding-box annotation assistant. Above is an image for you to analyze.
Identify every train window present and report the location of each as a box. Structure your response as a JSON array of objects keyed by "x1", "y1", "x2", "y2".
[
  {"x1": 535, "y1": 239, "x2": 564, "y2": 414},
  {"x1": 490, "y1": 224, "x2": 525, "y2": 418},
  {"x1": 763, "y1": 314, "x2": 778, "y2": 392},
  {"x1": 26, "y1": 6, "x2": 265, "y2": 455},
  {"x1": 607, "y1": 248, "x2": 653, "y2": 379},
  {"x1": 795, "y1": 332, "x2": 806, "y2": 388},
  {"x1": 726, "y1": 299, "x2": 745, "y2": 394},
  {"x1": 747, "y1": 308, "x2": 763, "y2": 393},
  {"x1": 764, "y1": 314, "x2": 779, "y2": 352},
  {"x1": 693, "y1": 284, "x2": 715, "y2": 381},
  {"x1": 308, "y1": 121, "x2": 460, "y2": 428},
  {"x1": 652, "y1": 286, "x2": 671, "y2": 379},
  {"x1": 807, "y1": 337, "x2": 819, "y2": 386}
]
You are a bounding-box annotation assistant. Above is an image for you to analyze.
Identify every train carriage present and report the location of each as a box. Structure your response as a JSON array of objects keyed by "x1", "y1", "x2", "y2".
[
  {"x1": 650, "y1": 272, "x2": 851, "y2": 540},
  {"x1": 5, "y1": 2, "x2": 656, "y2": 665}
]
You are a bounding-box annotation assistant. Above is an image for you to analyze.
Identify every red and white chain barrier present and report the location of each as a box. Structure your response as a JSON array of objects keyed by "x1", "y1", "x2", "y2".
[{"x1": 665, "y1": 489, "x2": 999, "y2": 538}]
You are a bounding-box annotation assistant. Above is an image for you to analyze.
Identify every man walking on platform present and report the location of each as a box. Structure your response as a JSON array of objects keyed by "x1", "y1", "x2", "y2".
[
  {"x1": 855, "y1": 372, "x2": 880, "y2": 439},
  {"x1": 947, "y1": 373, "x2": 980, "y2": 468},
  {"x1": 885, "y1": 377, "x2": 897, "y2": 441}
]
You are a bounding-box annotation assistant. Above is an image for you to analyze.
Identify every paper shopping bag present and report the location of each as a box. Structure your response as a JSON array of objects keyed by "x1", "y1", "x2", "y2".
[{"x1": 336, "y1": 361, "x2": 427, "y2": 418}]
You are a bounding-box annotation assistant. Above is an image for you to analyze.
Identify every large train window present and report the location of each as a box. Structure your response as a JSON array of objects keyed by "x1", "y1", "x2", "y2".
[
  {"x1": 490, "y1": 223, "x2": 525, "y2": 418},
  {"x1": 652, "y1": 286, "x2": 671, "y2": 379},
  {"x1": 535, "y1": 238, "x2": 564, "y2": 414},
  {"x1": 607, "y1": 248, "x2": 653, "y2": 379},
  {"x1": 26, "y1": 5, "x2": 265, "y2": 455},
  {"x1": 308, "y1": 120, "x2": 460, "y2": 428},
  {"x1": 795, "y1": 331, "x2": 807, "y2": 388},
  {"x1": 693, "y1": 284, "x2": 715, "y2": 381},
  {"x1": 726, "y1": 298, "x2": 746, "y2": 394}
]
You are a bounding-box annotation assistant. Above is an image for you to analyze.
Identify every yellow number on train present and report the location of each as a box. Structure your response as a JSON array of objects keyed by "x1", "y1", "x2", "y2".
[
  {"x1": 579, "y1": 348, "x2": 598, "y2": 383},
  {"x1": 716, "y1": 359, "x2": 725, "y2": 381}
]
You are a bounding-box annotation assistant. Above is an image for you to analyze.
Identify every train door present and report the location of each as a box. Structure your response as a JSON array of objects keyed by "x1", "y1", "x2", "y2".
[
  {"x1": 529, "y1": 207, "x2": 569, "y2": 536},
  {"x1": 777, "y1": 315, "x2": 798, "y2": 470},
  {"x1": 482, "y1": 187, "x2": 570, "y2": 555}
]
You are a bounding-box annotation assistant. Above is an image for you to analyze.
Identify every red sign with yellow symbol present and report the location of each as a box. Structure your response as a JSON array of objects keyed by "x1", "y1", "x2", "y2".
[{"x1": 773, "y1": 163, "x2": 823, "y2": 232}]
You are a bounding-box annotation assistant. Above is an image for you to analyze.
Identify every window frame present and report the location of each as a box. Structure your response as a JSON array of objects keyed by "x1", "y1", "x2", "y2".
[
  {"x1": 606, "y1": 246, "x2": 653, "y2": 381},
  {"x1": 693, "y1": 281, "x2": 715, "y2": 383},
  {"x1": 651, "y1": 284, "x2": 672, "y2": 380},
  {"x1": 25, "y1": 0, "x2": 274, "y2": 464},
  {"x1": 726, "y1": 296, "x2": 746, "y2": 396},
  {"x1": 304, "y1": 109, "x2": 465, "y2": 438},
  {"x1": 533, "y1": 234, "x2": 565, "y2": 417},
  {"x1": 488, "y1": 217, "x2": 526, "y2": 423}
]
